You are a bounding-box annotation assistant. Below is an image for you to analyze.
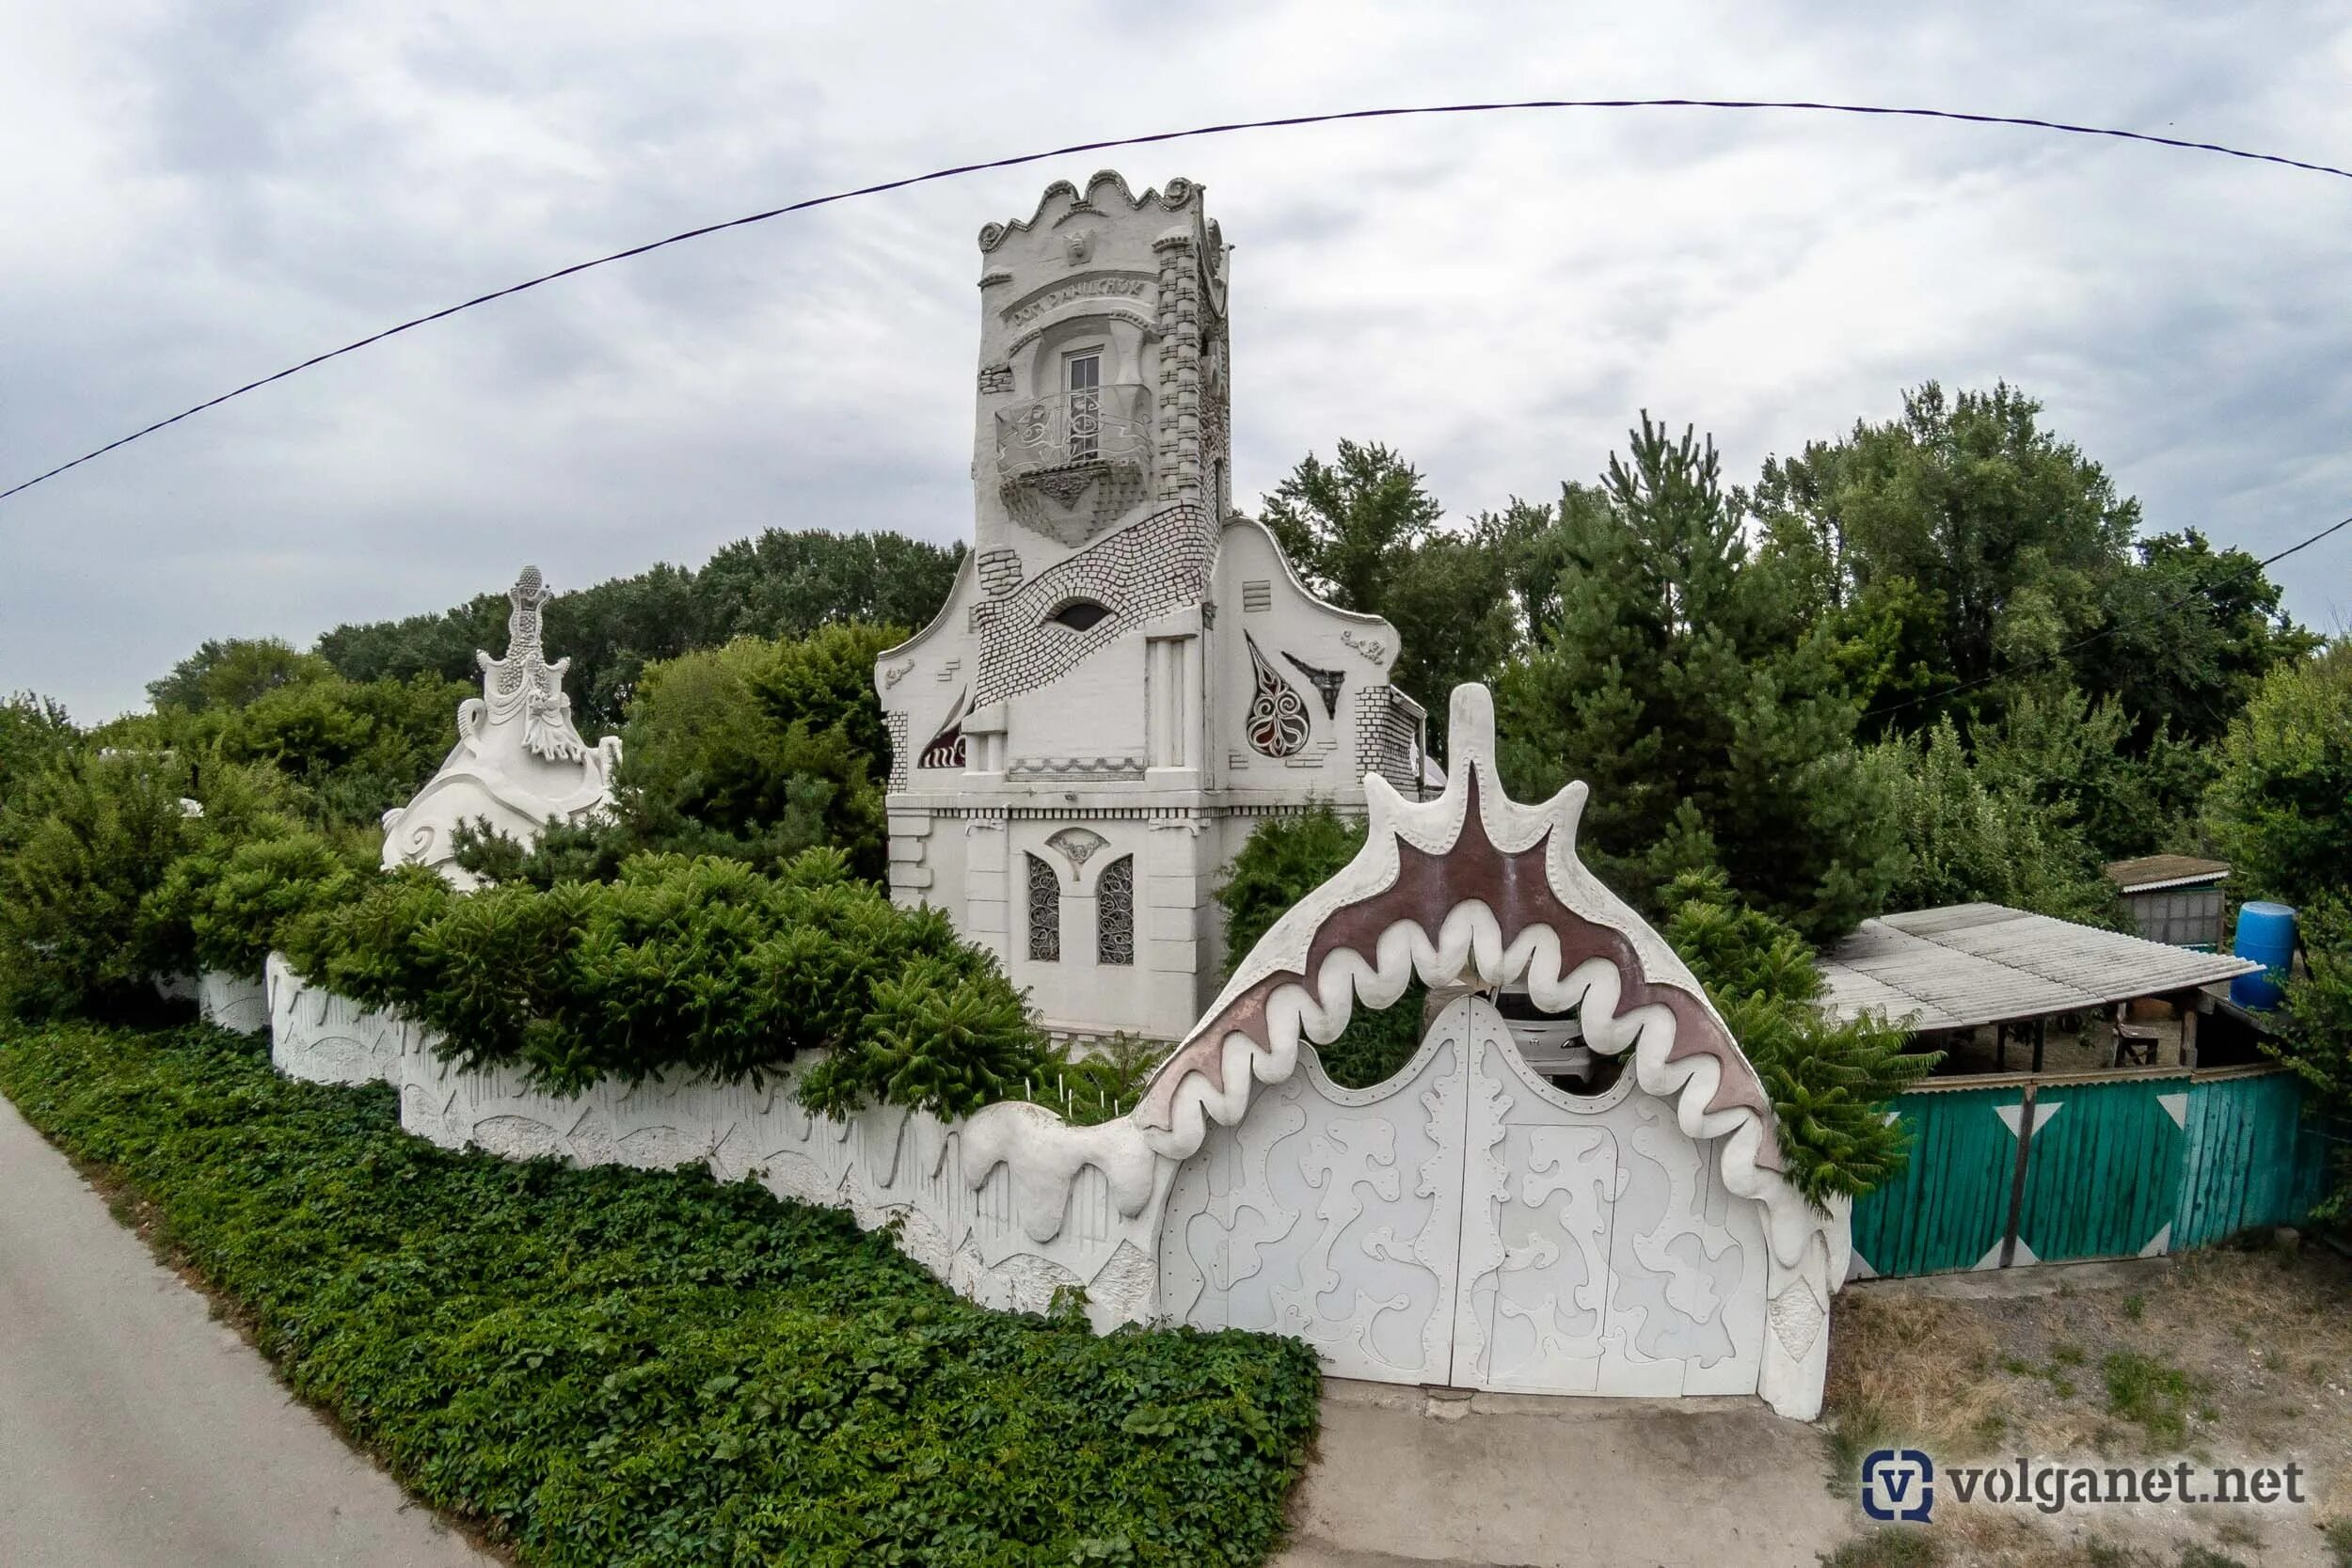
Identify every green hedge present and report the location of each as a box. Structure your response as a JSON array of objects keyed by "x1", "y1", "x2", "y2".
[
  {"x1": 0, "y1": 1022, "x2": 1320, "y2": 1566},
  {"x1": 284, "y1": 849, "x2": 1044, "y2": 1118}
]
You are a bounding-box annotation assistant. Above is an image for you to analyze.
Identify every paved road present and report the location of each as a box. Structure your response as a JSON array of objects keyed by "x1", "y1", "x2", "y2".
[{"x1": 0, "y1": 1092, "x2": 494, "y2": 1568}]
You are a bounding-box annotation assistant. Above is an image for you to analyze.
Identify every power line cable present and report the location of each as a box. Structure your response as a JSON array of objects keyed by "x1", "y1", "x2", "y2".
[
  {"x1": 7, "y1": 96, "x2": 2352, "y2": 506},
  {"x1": 1859, "y1": 513, "x2": 2352, "y2": 721}
]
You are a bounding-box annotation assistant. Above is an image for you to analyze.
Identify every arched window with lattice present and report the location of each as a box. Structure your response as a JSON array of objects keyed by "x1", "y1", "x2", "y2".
[
  {"x1": 1025, "y1": 852, "x2": 1060, "y2": 962},
  {"x1": 1096, "y1": 855, "x2": 1135, "y2": 966}
]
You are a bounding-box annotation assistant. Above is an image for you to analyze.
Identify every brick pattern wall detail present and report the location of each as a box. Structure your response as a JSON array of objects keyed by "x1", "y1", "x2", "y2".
[
  {"x1": 885, "y1": 712, "x2": 910, "y2": 792},
  {"x1": 976, "y1": 547, "x2": 1025, "y2": 596},
  {"x1": 1352, "y1": 686, "x2": 1422, "y2": 794},
  {"x1": 970, "y1": 502, "x2": 1216, "y2": 709}
]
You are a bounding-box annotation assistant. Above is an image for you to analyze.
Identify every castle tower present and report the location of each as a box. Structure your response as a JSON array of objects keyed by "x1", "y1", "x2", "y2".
[{"x1": 876, "y1": 172, "x2": 1428, "y2": 1042}]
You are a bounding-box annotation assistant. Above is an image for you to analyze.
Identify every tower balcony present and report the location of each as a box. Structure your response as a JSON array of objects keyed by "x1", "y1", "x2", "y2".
[{"x1": 994, "y1": 385, "x2": 1153, "y2": 546}]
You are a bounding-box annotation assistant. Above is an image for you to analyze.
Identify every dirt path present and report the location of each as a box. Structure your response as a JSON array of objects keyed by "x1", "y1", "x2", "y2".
[
  {"x1": 0, "y1": 1092, "x2": 494, "y2": 1568},
  {"x1": 1273, "y1": 1379, "x2": 1852, "y2": 1567}
]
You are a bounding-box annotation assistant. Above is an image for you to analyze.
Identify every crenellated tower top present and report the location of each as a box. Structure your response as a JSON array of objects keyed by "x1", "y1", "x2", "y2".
[{"x1": 970, "y1": 171, "x2": 1231, "y2": 563}]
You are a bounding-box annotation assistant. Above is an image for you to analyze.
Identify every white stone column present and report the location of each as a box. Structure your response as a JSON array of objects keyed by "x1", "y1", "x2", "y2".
[{"x1": 963, "y1": 814, "x2": 1009, "y2": 971}]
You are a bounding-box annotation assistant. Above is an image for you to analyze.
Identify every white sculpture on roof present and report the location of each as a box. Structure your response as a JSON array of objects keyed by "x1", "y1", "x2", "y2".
[{"x1": 379, "y1": 565, "x2": 622, "y2": 886}]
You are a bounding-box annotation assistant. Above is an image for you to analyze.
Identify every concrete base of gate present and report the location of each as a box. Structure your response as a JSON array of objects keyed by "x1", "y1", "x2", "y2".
[{"x1": 1275, "y1": 1378, "x2": 1848, "y2": 1567}]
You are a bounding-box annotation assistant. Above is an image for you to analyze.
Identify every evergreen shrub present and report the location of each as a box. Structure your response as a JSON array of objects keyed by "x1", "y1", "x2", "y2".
[{"x1": 291, "y1": 849, "x2": 1048, "y2": 1117}]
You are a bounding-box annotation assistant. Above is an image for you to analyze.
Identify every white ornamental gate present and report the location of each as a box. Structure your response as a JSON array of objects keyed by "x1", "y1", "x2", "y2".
[{"x1": 1156, "y1": 996, "x2": 1770, "y2": 1397}]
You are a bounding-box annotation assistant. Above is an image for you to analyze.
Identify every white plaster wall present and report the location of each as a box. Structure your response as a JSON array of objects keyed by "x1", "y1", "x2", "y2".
[
  {"x1": 263, "y1": 962, "x2": 1174, "y2": 1334},
  {"x1": 196, "y1": 970, "x2": 269, "y2": 1035},
  {"x1": 261, "y1": 958, "x2": 1831, "y2": 1418},
  {"x1": 1007, "y1": 637, "x2": 1148, "y2": 768}
]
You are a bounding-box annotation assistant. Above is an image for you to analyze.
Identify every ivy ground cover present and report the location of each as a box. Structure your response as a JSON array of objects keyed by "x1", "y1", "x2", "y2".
[{"x1": 0, "y1": 1022, "x2": 1320, "y2": 1566}]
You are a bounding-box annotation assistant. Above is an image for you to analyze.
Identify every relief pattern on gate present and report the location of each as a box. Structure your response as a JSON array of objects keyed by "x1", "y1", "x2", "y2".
[{"x1": 1156, "y1": 997, "x2": 1767, "y2": 1396}]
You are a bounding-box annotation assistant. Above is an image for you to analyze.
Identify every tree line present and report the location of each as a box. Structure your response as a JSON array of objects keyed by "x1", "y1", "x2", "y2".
[{"x1": 2, "y1": 381, "x2": 2344, "y2": 1208}]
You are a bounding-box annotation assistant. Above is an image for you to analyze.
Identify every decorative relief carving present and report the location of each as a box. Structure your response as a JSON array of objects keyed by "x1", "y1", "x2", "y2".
[
  {"x1": 1046, "y1": 826, "x2": 1107, "y2": 869},
  {"x1": 1003, "y1": 275, "x2": 1150, "y2": 327},
  {"x1": 883, "y1": 659, "x2": 914, "y2": 689},
  {"x1": 1006, "y1": 756, "x2": 1146, "y2": 781},
  {"x1": 970, "y1": 501, "x2": 1216, "y2": 710},
  {"x1": 1281, "y1": 651, "x2": 1345, "y2": 719},
  {"x1": 1340, "y1": 628, "x2": 1387, "y2": 662},
  {"x1": 1243, "y1": 633, "x2": 1311, "y2": 758},
  {"x1": 1768, "y1": 1280, "x2": 1825, "y2": 1360}
]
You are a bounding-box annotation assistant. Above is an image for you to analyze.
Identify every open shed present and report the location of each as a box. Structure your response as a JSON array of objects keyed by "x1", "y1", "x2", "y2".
[
  {"x1": 1825, "y1": 906, "x2": 2327, "y2": 1277},
  {"x1": 1818, "y1": 903, "x2": 2260, "y2": 1071}
]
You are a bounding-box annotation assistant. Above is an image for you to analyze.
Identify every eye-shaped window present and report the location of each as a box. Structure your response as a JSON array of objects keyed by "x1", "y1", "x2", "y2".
[{"x1": 1048, "y1": 599, "x2": 1112, "y2": 632}]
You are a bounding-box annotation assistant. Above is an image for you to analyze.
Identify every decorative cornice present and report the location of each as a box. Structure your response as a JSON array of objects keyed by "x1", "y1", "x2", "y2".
[{"x1": 1007, "y1": 755, "x2": 1149, "y2": 781}]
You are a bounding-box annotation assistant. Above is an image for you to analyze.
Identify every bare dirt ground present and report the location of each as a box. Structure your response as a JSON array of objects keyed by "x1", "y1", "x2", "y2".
[{"x1": 1823, "y1": 1244, "x2": 2352, "y2": 1568}]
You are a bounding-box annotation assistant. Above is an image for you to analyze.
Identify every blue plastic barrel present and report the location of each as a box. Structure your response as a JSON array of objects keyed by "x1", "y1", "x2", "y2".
[{"x1": 2231, "y1": 901, "x2": 2297, "y2": 1010}]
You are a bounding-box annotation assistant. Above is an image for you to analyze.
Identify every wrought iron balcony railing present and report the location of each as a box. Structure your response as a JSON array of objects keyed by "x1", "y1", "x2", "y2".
[{"x1": 994, "y1": 384, "x2": 1152, "y2": 480}]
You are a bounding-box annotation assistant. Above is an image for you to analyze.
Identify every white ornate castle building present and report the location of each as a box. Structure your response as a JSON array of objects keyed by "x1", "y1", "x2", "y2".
[{"x1": 875, "y1": 172, "x2": 1429, "y2": 1042}]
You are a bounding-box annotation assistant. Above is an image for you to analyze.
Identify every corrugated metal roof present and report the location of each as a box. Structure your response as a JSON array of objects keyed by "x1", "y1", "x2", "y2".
[
  {"x1": 2105, "y1": 854, "x2": 2230, "y2": 893},
  {"x1": 1818, "y1": 903, "x2": 2261, "y2": 1032}
]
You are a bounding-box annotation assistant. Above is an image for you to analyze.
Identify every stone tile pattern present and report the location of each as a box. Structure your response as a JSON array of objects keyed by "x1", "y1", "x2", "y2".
[
  {"x1": 970, "y1": 501, "x2": 1216, "y2": 710},
  {"x1": 976, "y1": 547, "x2": 1025, "y2": 596},
  {"x1": 885, "y1": 712, "x2": 910, "y2": 793},
  {"x1": 1353, "y1": 686, "x2": 1422, "y2": 794}
]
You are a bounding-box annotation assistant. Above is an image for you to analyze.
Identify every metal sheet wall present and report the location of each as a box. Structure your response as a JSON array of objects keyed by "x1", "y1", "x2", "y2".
[{"x1": 1851, "y1": 1067, "x2": 2319, "y2": 1279}]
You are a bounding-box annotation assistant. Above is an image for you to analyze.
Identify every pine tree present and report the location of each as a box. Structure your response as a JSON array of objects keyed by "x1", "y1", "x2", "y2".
[{"x1": 1494, "y1": 415, "x2": 1899, "y2": 941}]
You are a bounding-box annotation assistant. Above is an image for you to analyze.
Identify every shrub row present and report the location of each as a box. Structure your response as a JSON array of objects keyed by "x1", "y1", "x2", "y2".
[
  {"x1": 279, "y1": 848, "x2": 1043, "y2": 1117},
  {"x1": 0, "y1": 1021, "x2": 1320, "y2": 1566}
]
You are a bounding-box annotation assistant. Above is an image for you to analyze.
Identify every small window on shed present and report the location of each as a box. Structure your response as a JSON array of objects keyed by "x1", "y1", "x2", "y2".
[{"x1": 1049, "y1": 599, "x2": 1112, "y2": 632}]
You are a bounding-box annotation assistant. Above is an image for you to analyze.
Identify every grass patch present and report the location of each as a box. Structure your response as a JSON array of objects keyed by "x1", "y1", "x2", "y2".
[
  {"x1": 0, "y1": 1022, "x2": 1321, "y2": 1566},
  {"x1": 1820, "y1": 1528, "x2": 1944, "y2": 1566},
  {"x1": 2101, "y1": 1351, "x2": 2199, "y2": 1449},
  {"x1": 1824, "y1": 1291, "x2": 2002, "y2": 1465}
]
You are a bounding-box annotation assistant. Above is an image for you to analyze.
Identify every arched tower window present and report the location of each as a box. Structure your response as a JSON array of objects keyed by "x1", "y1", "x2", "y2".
[
  {"x1": 1096, "y1": 855, "x2": 1135, "y2": 966},
  {"x1": 1025, "y1": 853, "x2": 1060, "y2": 962}
]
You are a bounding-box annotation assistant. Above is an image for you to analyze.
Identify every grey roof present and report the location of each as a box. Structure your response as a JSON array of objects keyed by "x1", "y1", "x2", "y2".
[
  {"x1": 2105, "y1": 854, "x2": 2230, "y2": 893},
  {"x1": 1817, "y1": 903, "x2": 2262, "y2": 1032}
]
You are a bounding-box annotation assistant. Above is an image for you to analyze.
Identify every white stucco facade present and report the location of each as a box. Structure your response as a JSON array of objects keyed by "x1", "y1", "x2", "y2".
[{"x1": 877, "y1": 171, "x2": 1427, "y2": 1042}]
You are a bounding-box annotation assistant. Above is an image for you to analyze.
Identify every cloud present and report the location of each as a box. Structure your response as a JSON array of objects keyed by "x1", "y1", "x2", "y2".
[{"x1": 4, "y1": 0, "x2": 2349, "y2": 720}]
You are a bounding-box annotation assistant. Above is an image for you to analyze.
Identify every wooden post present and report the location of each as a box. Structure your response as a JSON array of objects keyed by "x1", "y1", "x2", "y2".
[
  {"x1": 1999, "y1": 1081, "x2": 2041, "y2": 1268},
  {"x1": 2031, "y1": 1016, "x2": 2046, "y2": 1075},
  {"x1": 1995, "y1": 1022, "x2": 2008, "y2": 1072},
  {"x1": 2180, "y1": 1002, "x2": 2199, "y2": 1069}
]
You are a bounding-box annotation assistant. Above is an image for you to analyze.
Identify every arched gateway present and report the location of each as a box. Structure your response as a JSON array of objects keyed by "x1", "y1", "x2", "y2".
[{"x1": 1132, "y1": 685, "x2": 1846, "y2": 1417}]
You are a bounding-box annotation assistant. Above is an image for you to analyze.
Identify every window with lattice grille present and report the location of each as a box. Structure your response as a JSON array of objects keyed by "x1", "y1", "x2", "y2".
[
  {"x1": 1025, "y1": 853, "x2": 1060, "y2": 962},
  {"x1": 1097, "y1": 855, "x2": 1135, "y2": 966}
]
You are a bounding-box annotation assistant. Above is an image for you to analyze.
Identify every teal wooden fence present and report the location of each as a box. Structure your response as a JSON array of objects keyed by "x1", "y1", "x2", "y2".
[{"x1": 1851, "y1": 1065, "x2": 2325, "y2": 1279}]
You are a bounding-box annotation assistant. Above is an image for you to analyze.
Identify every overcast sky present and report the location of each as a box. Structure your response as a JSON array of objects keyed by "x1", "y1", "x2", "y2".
[{"x1": 5, "y1": 2, "x2": 2349, "y2": 721}]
